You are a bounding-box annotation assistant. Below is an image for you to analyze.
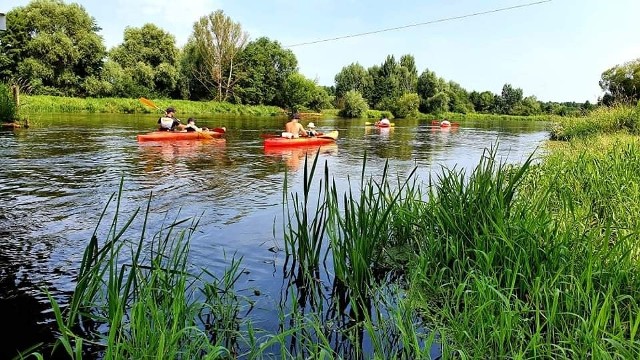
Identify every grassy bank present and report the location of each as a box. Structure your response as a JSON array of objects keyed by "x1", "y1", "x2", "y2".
[
  {"x1": 19, "y1": 95, "x2": 284, "y2": 117},
  {"x1": 441, "y1": 111, "x2": 558, "y2": 122},
  {"x1": 550, "y1": 104, "x2": 640, "y2": 140}
]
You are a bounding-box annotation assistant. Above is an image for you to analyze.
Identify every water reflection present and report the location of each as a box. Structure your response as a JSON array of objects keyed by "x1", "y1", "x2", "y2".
[{"x1": 264, "y1": 144, "x2": 339, "y2": 171}]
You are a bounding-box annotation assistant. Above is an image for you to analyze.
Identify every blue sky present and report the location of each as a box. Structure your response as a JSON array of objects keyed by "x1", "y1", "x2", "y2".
[{"x1": 5, "y1": 0, "x2": 640, "y2": 102}]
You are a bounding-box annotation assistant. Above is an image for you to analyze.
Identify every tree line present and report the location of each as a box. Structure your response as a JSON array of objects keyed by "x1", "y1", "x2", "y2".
[{"x1": 1, "y1": 0, "x2": 631, "y2": 118}]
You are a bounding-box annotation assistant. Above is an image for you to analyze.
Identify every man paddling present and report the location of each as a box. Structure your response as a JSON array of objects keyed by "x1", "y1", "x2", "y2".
[
  {"x1": 282, "y1": 113, "x2": 308, "y2": 138},
  {"x1": 157, "y1": 107, "x2": 184, "y2": 131}
]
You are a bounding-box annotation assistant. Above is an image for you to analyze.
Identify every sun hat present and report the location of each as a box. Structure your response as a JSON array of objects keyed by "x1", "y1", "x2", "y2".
[{"x1": 307, "y1": 122, "x2": 316, "y2": 128}]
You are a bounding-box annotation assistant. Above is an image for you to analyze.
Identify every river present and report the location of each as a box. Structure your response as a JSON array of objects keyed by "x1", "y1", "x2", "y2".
[{"x1": 0, "y1": 113, "x2": 549, "y2": 358}]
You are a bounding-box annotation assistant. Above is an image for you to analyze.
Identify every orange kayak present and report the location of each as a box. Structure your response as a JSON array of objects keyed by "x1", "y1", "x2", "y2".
[
  {"x1": 264, "y1": 131, "x2": 339, "y2": 147},
  {"x1": 137, "y1": 130, "x2": 224, "y2": 142}
]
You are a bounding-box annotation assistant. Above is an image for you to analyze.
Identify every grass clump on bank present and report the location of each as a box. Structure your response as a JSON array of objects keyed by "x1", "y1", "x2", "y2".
[
  {"x1": 550, "y1": 104, "x2": 640, "y2": 140},
  {"x1": 20, "y1": 95, "x2": 284, "y2": 117},
  {"x1": 0, "y1": 83, "x2": 18, "y2": 123}
]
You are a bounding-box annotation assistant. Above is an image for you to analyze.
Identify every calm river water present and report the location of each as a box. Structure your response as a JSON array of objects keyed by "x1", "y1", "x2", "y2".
[{"x1": 0, "y1": 113, "x2": 549, "y2": 358}]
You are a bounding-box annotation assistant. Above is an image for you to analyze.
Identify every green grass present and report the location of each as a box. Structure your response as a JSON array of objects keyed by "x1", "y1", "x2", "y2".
[
  {"x1": 0, "y1": 83, "x2": 17, "y2": 122},
  {"x1": 550, "y1": 105, "x2": 640, "y2": 140},
  {"x1": 19, "y1": 95, "x2": 284, "y2": 117}
]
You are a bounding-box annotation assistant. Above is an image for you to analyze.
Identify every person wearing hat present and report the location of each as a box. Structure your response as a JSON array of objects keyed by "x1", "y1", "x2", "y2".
[
  {"x1": 157, "y1": 107, "x2": 182, "y2": 131},
  {"x1": 306, "y1": 122, "x2": 318, "y2": 136},
  {"x1": 283, "y1": 113, "x2": 308, "y2": 138}
]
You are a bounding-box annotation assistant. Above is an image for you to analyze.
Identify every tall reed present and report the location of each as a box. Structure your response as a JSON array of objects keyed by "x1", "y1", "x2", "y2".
[{"x1": 38, "y1": 182, "x2": 245, "y2": 359}]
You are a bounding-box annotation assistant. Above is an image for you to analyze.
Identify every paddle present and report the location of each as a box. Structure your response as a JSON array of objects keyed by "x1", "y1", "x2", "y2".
[{"x1": 139, "y1": 97, "x2": 162, "y2": 112}]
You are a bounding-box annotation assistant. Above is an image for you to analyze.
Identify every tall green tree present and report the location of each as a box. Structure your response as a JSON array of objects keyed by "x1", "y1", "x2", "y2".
[
  {"x1": 281, "y1": 73, "x2": 316, "y2": 112},
  {"x1": 191, "y1": 10, "x2": 248, "y2": 101},
  {"x1": 446, "y1": 81, "x2": 474, "y2": 114},
  {"x1": 470, "y1": 90, "x2": 497, "y2": 113},
  {"x1": 417, "y1": 69, "x2": 449, "y2": 113},
  {"x1": 334, "y1": 63, "x2": 373, "y2": 101},
  {"x1": 107, "y1": 23, "x2": 180, "y2": 97},
  {"x1": 498, "y1": 83, "x2": 524, "y2": 114},
  {"x1": 234, "y1": 37, "x2": 297, "y2": 106},
  {"x1": 398, "y1": 54, "x2": 418, "y2": 94},
  {"x1": 372, "y1": 55, "x2": 401, "y2": 108},
  {"x1": 0, "y1": 0, "x2": 106, "y2": 96},
  {"x1": 600, "y1": 59, "x2": 640, "y2": 104}
]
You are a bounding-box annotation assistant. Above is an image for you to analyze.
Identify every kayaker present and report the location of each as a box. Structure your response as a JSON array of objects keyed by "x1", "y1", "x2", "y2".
[
  {"x1": 158, "y1": 107, "x2": 182, "y2": 131},
  {"x1": 282, "y1": 114, "x2": 308, "y2": 138},
  {"x1": 376, "y1": 117, "x2": 391, "y2": 127},
  {"x1": 307, "y1": 122, "x2": 318, "y2": 136},
  {"x1": 184, "y1": 117, "x2": 202, "y2": 132}
]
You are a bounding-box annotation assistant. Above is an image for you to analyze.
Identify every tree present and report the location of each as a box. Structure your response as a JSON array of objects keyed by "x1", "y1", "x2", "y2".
[
  {"x1": 234, "y1": 37, "x2": 298, "y2": 106},
  {"x1": 281, "y1": 73, "x2": 316, "y2": 112},
  {"x1": 0, "y1": 0, "x2": 106, "y2": 96},
  {"x1": 470, "y1": 90, "x2": 497, "y2": 113},
  {"x1": 306, "y1": 86, "x2": 334, "y2": 112},
  {"x1": 600, "y1": 59, "x2": 640, "y2": 104},
  {"x1": 108, "y1": 23, "x2": 180, "y2": 97},
  {"x1": 393, "y1": 92, "x2": 420, "y2": 118},
  {"x1": 191, "y1": 10, "x2": 248, "y2": 101},
  {"x1": 339, "y1": 90, "x2": 369, "y2": 118},
  {"x1": 334, "y1": 63, "x2": 373, "y2": 101},
  {"x1": 498, "y1": 83, "x2": 523, "y2": 114},
  {"x1": 417, "y1": 69, "x2": 449, "y2": 113},
  {"x1": 446, "y1": 81, "x2": 474, "y2": 114},
  {"x1": 398, "y1": 54, "x2": 418, "y2": 94}
]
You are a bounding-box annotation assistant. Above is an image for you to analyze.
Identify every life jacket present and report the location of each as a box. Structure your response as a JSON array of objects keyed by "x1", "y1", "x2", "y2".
[{"x1": 159, "y1": 117, "x2": 175, "y2": 130}]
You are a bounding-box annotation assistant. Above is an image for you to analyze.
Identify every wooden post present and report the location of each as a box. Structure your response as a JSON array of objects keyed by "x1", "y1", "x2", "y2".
[{"x1": 12, "y1": 85, "x2": 19, "y2": 107}]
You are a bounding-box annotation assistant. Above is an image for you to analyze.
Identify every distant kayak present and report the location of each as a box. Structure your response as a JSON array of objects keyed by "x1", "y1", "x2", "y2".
[
  {"x1": 431, "y1": 120, "x2": 458, "y2": 127},
  {"x1": 264, "y1": 131, "x2": 339, "y2": 147},
  {"x1": 137, "y1": 130, "x2": 225, "y2": 142},
  {"x1": 365, "y1": 122, "x2": 395, "y2": 128}
]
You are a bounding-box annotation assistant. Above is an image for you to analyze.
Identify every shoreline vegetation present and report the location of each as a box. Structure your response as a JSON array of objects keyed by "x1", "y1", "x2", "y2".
[
  {"x1": 31, "y1": 104, "x2": 640, "y2": 359},
  {"x1": 14, "y1": 94, "x2": 561, "y2": 122}
]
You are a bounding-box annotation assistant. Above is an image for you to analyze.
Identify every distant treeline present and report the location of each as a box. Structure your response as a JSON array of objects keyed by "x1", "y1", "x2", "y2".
[{"x1": 0, "y1": 0, "x2": 635, "y2": 119}]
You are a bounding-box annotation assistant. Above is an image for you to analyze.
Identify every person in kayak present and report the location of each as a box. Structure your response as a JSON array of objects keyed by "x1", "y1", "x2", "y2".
[
  {"x1": 376, "y1": 117, "x2": 391, "y2": 127},
  {"x1": 158, "y1": 107, "x2": 183, "y2": 131},
  {"x1": 184, "y1": 117, "x2": 203, "y2": 132},
  {"x1": 306, "y1": 122, "x2": 318, "y2": 136},
  {"x1": 282, "y1": 114, "x2": 308, "y2": 138}
]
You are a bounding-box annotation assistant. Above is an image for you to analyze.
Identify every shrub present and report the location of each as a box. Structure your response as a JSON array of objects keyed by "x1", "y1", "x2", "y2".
[
  {"x1": 393, "y1": 93, "x2": 420, "y2": 118},
  {"x1": 338, "y1": 90, "x2": 369, "y2": 118},
  {"x1": 0, "y1": 84, "x2": 17, "y2": 122}
]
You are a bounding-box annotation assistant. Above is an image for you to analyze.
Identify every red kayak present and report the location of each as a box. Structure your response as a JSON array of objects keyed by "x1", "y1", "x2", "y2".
[
  {"x1": 137, "y1": 129, "x2": 225, "y2": 142},
  {"x1": 264, "y1": 131, "x2": 339, "y2": 147}
]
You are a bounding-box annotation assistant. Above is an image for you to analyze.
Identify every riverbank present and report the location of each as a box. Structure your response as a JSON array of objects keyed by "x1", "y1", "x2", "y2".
[
  {"x1": 18, "y1": 95, "x2": 285, "y2": 117},
  {"x1": 15, "y1": 95, "x2": 564, "y2": 123}
]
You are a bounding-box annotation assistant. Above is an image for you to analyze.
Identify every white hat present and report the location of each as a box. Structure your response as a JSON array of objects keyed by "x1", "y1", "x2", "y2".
[{"x1": 307, "y1": 122, "x2": 316, "y2": 128}]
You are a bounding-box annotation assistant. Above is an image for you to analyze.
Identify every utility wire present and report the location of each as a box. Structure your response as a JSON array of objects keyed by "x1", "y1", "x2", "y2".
[{"x1": 285, "y1": 0, "x2": 552, "y2": 48}]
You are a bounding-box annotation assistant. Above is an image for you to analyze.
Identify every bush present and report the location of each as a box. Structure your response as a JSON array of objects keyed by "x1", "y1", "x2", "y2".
[
  {"x1": 393, "y1": 93, "x2": 420, "y2": 118},
  {"x1": 0, "y1": 84, "x2": 17, "y2": 122},
  {"x1": 338, "y1": 90, "x2": 369, "y2": 118}
]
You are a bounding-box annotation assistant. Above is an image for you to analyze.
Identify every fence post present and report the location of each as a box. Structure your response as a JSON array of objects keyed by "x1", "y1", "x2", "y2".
[{"x1": 12, "y1": 85, "x2": 19, "y2": 108}]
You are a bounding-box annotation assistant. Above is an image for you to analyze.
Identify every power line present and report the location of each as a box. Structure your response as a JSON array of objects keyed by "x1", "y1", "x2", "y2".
[{"x1": 285, "y1": 0, "x2": 552, "y2": 48}]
